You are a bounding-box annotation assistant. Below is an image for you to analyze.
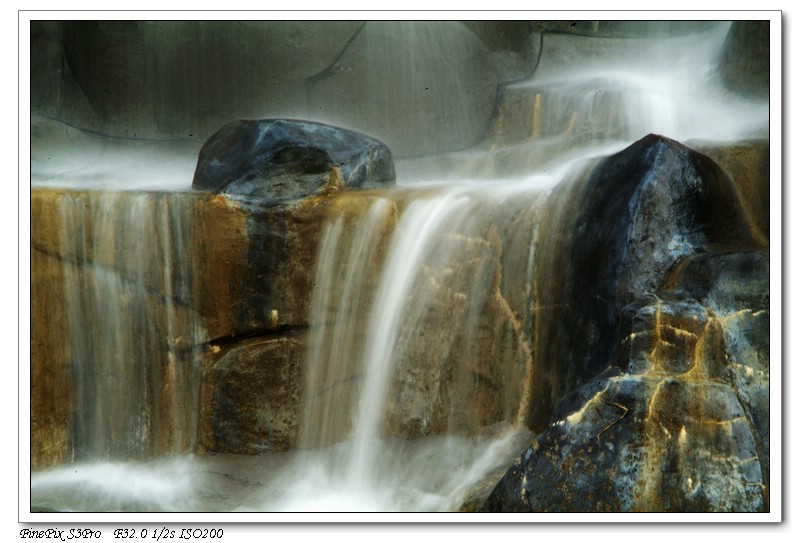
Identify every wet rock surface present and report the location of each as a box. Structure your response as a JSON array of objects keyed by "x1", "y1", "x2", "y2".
[
  {"x1": 305, "y1": 21, "x2": 500, "y2": 156},
  {"x1": 529, "y1": 134, "x2": 761, "y2": 430},
  {"x1": 485, "y1": 372, "x2": 766, "y2": 512},
  {"x1": 717, "y1": 21, "x2": 770, "y2": 100},
  {"x1": 31, "y1": 21, "x2": 530, "y2": 156},
  {"x1": 693, "y1": 140, "x2": 769, "y2": 242},
  {"x1": 485, "y1": 134, "x2": 769, "y2": 512},
  {"x1": 200, "y1": 334, "x2": 305, "y2": 454},
  {"x1": 192, "y1": 119, "x2": 396, "y2": 202}
]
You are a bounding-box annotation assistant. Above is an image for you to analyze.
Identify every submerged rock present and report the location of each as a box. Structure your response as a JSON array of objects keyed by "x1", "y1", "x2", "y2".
[{"x1": 192, "y1": 119, "x2": 396, "y2": 202}]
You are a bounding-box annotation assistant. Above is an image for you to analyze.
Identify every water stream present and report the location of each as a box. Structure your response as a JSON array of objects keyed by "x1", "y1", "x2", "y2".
[{"x1": 29, "y1": 22, "x2": 768, "y2": 514}]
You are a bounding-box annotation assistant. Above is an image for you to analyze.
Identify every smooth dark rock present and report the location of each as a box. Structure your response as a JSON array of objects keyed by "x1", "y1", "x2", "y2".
[
  {"x1": 717, "y1": 21, "x2": 770, "y2": 100},
  {"x1": 693, "y1": 140, "x2": 769, "y2": 242},
  {"x1": 192, "y1": 119, "x2": 396, "y2": 201}
]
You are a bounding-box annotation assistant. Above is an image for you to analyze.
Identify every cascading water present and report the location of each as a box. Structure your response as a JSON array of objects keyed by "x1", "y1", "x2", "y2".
[
  {"x1": 28, "y1": 21, "x2": 769, "y2": 513},
  {"x1": 58, "y1": 191, "x2": 205, "y2": 460},
  {"x1": 262, "y1": 185, "x2": 551, "y2": 511}
]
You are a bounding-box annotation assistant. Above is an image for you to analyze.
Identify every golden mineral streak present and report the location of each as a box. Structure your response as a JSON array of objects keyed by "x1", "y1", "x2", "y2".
[{"x1": 532, "y1": 93, "x2": 542, "y2": 138}]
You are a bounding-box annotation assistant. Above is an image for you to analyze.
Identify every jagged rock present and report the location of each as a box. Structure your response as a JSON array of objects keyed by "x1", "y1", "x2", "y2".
[
  {"x1": 485, "y1": 134, "x2": 770, "y2": 512},
  {"x1": 529, "y1": 134, "x2": 762, "y2": 429},
  {"x1": 192, "y1": 119, "x2": 395, "y2": 201},
  {"x1": 484, "y1": 373, "x2": 766, "y2": 512}
]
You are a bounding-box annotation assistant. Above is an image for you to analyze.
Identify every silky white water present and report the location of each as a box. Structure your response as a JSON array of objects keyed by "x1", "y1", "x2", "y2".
[{"x1": 29, "y1": 22, "x2": 769, "y2": 514}]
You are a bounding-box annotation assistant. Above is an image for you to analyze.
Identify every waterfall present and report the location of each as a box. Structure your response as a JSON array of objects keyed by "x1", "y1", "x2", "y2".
[
  {"x1": 262, "y1": 183, "x2": 557, "y2": 511},
  {"x1": 28, "y1": 20, "x2": 770, "y2": 514}
]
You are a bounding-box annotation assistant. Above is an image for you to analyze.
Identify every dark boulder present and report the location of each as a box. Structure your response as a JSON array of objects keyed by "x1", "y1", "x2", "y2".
[
  {"x1": 192, "y1": 119, "x2": 396, "y2": 202},
  {"x1": 484, "y1": 266, "x2": 769, "y2": 512},
  {"x1": 485, "y1": 134, "x2": 770, "y2": 512},
  {"x1": 529, "y1": 133, "x2": 762, "y2": 429}
]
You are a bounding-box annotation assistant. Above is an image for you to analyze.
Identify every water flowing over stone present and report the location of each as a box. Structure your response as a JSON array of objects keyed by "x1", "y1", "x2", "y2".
[
  {"x1": 29, "y1": 19, "x2": 772, "y2": 514},
  {"x1": 274, "y1": 183, "x2": 554, "y2": 510},
  {"x1": 32, "y1": 191, "x2": 206, "y2": 464}
]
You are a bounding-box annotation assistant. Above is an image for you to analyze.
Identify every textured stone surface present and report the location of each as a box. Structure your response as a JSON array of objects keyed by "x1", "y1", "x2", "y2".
[
  {"x1": 485, "y1": 373, "x2": 766, "y2": 512},
  {"x1": 192, "y1": 119, "x2": 395, "y2": 201},
  {"x1": 529, "y1": 134, "x2": 761, "y2": 430},
  {"x1": 485, "y1": 253, "x2": 769, "y2": 512},
  {"x1": 664, "y1": 250, "x2": 771, "y2": 488},
  {"x1": 484, "y1": 135, "x2": 770, "y2": 512},
  {"x1": 199, "y1": 334, "x2": 305, "y2": 454}
]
